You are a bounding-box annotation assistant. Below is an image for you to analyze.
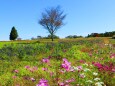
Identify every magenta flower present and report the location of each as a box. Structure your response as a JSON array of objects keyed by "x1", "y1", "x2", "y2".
[
  {"x1": 61, "y1": 58, "x2": 71, "y2": 71},
  {"x1": 58, "y1": 82, "x2": 64, "y2": 86},
  {"x1": 49, "y1": 71, "x2": 54, "y2": 76},
  {"x1": 36, "y1": 79, "x2": 49, "y2": 86},
  {"x1": 77, "y1": 66, "x2": 83, "y2": 72},
  {"x1": 112, "y1": 67, "x2": 115, "y2": 72},
  {"x1": 14, "y1": 70, "x2": 19, "y2": 73},
  {"x1": 25, "y1": 65, "x2": 30, "y2": 69},
  {"x1": 30, "y1": 77, "x2": 35, "y2": 82},
  {"x1": 65, "y1": 78, "x2": 75, "y2": 83},
  {"x1": 42, "y1": 68, "x2": 48, "y2": 71},
  {"x1": 42, "y1": 58, "x2": 50, "y2": 63},
  {"x1": 110, "y1": 53, "x2": 115, "y2": 58},
  {"x1": 12, "y1": 75, "x2": 17, "y2": 79},
  {"x1": 93, "y1": 62, "x2": 103, "y2": 68}
]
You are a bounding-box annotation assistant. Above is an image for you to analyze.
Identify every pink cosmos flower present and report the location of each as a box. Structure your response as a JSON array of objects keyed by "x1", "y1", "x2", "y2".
[
  {"x1": 77, "y1": 66, "x2": 83, "y2": 72},
  {"x1": 42, "y1": 58, "x2": 50, "y2": 63},
  {"x1": 93, "y1": 62, "x2": 103, "y2": 68},
  {"x1": 58, "y1": 82, "x2": 65, "y2": 86},
  {"x1": 14, "y1": 70, "x2": 19, "y2": 73},
  {"x1": 30, "y1": 77, "x2": 35, "y2": 82},
  {"x1": 36, "y1": 79, "x2": 49, "y2": 86},
  {"x1": 25, "y1": 66, "x2": 38, "y2": 72},
  {"x1": 12, "y1": 75, "x2": 17, "y2": 79},
  {"x1": 42, "y1": 68, "x2": 48, "y2": 71},
  {"x1": 110, "y1": 53, "x2": 115, "y2": 58},
  {"x1": 48, "y1": 71, "x2": 54, "y2": 76},
  {"x1": 61, "y1": 58, "x2": 71, "y2": 71},
  {"x1": 25, "y1": 65, "x2": 30, "y2": 69},
  {"x1": 65, "y1": 78, "x2": 75, "y2": 83},
  {"x1": 112, "y1": 68, "x2": 115, "y2": 72}
]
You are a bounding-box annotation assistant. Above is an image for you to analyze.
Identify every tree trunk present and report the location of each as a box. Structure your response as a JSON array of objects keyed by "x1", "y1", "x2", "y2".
[{"x1": 51, "y1": 34, "x2": 54, "y2": 41}]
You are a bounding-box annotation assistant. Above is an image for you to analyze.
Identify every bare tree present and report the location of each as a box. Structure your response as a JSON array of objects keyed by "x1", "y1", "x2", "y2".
[{"x1": 39, "y1": 6, "x2": 66, "y2": 41}]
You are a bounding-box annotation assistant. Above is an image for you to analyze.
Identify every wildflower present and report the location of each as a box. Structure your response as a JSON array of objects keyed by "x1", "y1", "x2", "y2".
[
  {"x1": 14, "y1": 70, "x2": 19, "y2": 73},
  {"x1": 93, "y1": 72, "x2": 98, "y2": 76},
  {"x1": 84, "y1": 68, "x2": 90, "y2": 72},
  {"x1": 94, "y1": 78, "x2": 100, "y2": 81},
  {"x1": 79, "y1": 73, "x2": 85, "y2": 78},
  {"x1": 42, "y1": 68, "x2": 48, "y2": 71},
  {"x1": 110, "y1": 53, "x2": 115, "y2": 58},
  {"x1": 36, "y1": 78, "x2": 49, "y2": 86},
  {"x1": 30, "y1": 77, "x2": 35, "y2": 82},
  {"x1": 65, "y1": 78, "x2": 75, "y2": 83},
  {"x1": 32, "y1": 66, "x2": 38, "y2": 70},
  {"x1": 61, "y1": 58, "x2": 71, "y2": 71},
  {"x1": 58, "y1": 82, "x2": 64, "y2": 86},
  {"x1": 112, "y1": 67, "x2": 115, "y2": 72},
  {"x1": 79, "y1": 60, "x2": 85, "y2": 63},
  {"x1": 77, "y1": 66, "x2": 83, "y2": 72},
  {"x1": 12, "y1": 75, "x2": 17, "y2": 79},
  {"x1": 42, "y1": 58, "x2": 50, "y2": 63},
  {"x1": 25, "y1": 65, "x2": 30, "y2": 69},
  {"x1": 29, "y1": 68, "x2": 34, "y2": 72},
  {"x1": 49, "y1": 71, "x2": 54, "y2": 76},
  {"x1": 93, "y1": 62, "x2": 103, "y2": 68},
  {"x1": 86, "y1": 80, "x2": 93, "y2": 83},
  {"x1": 60, "y1": 70, "x2": 66, "y2": 74},
  {"x1": 95, "y1": 82, "x2": 104, "y2": 86}
]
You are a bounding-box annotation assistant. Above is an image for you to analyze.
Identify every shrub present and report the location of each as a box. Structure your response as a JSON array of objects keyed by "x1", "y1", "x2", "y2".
[{"x1": 112, "y1": 35, "x2": 115, "y2": 39}]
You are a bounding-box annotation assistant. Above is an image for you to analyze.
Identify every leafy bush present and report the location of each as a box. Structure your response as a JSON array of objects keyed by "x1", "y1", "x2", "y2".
[{"x1": 112, "y1": 35, "x2": 115, "y2": 39}]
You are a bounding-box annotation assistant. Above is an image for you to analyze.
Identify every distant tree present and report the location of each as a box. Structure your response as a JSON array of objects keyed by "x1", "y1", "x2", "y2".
[
  {"x1": 31, "y1": 37, "x2": 36, "y2": 40},
  {"x1": 87, "y1": 31, "x2": 115, "y2": 37},
  {"x1": 37, "y1": 36, "x2": 42, "y2": 39},
  {"x1": 9, "y1": 26, "x2": 18, "y2": 40},
  {"x1": 39, "y1": 6, "x2": 66, "y2": 41},
  {"x1": 65, "y1": 35, "x2": 83, "y2": 38},
  {"x1": 46, "y1": 34, "x2": 59, "y2": 39}
]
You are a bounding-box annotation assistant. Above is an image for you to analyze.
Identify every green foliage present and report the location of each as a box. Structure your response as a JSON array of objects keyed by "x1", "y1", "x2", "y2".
[
  {"x1": 0, "y1": 43, "x2": 50, "y2": 60},
  {"x1": 65, "y1": 35, "x2": 83, "y2": 38},
  {"x1": 112, "y1": 35, "x2": 115, "y2": 39},
  {"x1": 87, "y1": 31, "x2": 115, "y2": 37},
  {"x1": 10, "y1": 26, "x2": 18, "y2": 40}
]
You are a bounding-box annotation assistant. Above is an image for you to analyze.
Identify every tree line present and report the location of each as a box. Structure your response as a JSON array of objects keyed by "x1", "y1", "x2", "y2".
[{"x1": 87, "y1": 31, "x2": 115, "y2": 37}]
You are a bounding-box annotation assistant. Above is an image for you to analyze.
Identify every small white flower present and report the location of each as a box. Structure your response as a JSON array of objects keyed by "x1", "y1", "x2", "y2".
[
  {"x1": 86, "y1": 80, "x2": 93, "y2": 83},
  {"x1": 84, "y1": 68, "x2": 90, "y2": 72},
  {"x1": 79, "y1": 73, "x2": 85, "y2": 78},
  {"x1": 93, "y1": 72, "x2": 98, "y2": 76},
  {"x1": 94, "y1": 78, "x2": 100, "y2": 81},
  {"x1": 105, "y1": 44, "x2": 108, "y2": 46},
  {"x1": 95, "y1": 82, "x2": 104, "y2": 86}
]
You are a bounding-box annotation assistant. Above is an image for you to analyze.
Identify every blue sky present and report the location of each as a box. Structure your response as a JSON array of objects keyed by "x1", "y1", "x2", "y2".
[{"x1": 0, "y1": 0, "x2": 115, "y2": 40}]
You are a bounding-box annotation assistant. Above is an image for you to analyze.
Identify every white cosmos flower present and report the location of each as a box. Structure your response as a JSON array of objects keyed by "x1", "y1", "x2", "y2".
[
  {"x1": 93, "y1": 72, "x2": 98, "y2": 76},
  {"x1": 86, "y1": 80, "x2": 93, "y2": 83},
  {"x1": 84, "y1": 68, "x2": 90, "y2": 72},
  {"x1": 95, "y1": 82, "x2": 104, "y2": 86},
  {"x1": 94, "y1": 78, "x2": 100, "y2": 81}
]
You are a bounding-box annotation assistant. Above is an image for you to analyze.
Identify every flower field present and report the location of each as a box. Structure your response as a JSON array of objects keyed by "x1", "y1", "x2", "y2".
[{"x1": 0, "y1": 38, "x2": 115, "y2": 86}]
